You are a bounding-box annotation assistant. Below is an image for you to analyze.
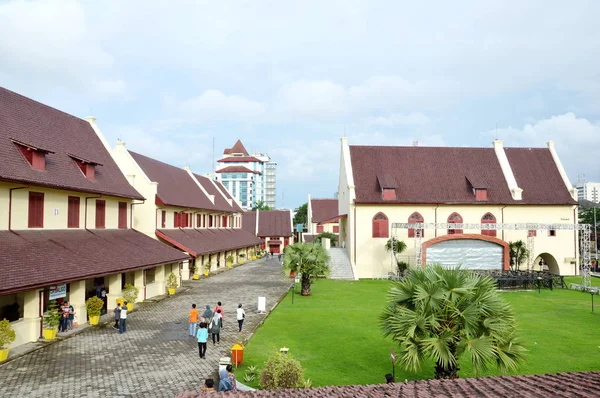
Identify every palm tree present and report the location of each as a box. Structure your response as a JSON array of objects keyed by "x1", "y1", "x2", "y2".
[
  {"x1": 509, "y1": 240, "x2": 529, "y2": 271},
  {"x1": 252, "y1": 200, "x2": 271, "y2": 211},
  {"x1": 380, "y1": 264, "x2": 526, "y2": 379},
  {"x1": 282, "y1": 243, "x2": 330, "y2": 296}
]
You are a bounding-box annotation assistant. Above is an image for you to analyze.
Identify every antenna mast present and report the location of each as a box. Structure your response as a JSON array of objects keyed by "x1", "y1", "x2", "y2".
[{"x1": 212, "y1": 137, "x2": 215, "y2": 178}]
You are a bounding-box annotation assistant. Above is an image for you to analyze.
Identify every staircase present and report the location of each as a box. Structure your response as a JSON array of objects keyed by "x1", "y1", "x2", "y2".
[{"x1": 328, "y1": 248, "x2": 355, "y2": 280}]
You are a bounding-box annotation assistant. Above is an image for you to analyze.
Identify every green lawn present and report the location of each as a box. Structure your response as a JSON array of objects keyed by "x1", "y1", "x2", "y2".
[{"x1": 237, "y1": 278, "x2": 600, "y2": 388}]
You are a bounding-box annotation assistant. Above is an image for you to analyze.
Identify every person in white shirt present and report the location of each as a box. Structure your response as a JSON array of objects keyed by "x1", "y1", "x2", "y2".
[
  {"x1": 119, "y1": 301, "x2": 128, "y2": 333},
  {"x1": 236, "y1": 303, "x2": 245, "y2": 333}
]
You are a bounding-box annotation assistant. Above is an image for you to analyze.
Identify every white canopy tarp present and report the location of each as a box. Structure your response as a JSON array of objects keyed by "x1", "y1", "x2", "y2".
[{"x1": 426, "y1": 239, "x2": 503, "y2": 270}]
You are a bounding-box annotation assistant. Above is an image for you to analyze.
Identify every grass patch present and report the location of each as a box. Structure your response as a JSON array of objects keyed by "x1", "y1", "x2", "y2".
[{"x1": 236, "y1": 279, "x2": 600, "y2": 388}]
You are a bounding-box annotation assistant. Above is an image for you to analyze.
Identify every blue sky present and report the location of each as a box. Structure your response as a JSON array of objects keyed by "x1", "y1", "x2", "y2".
[{"x1": 1, "y1": 0, "x2": 599, "y2": 209}]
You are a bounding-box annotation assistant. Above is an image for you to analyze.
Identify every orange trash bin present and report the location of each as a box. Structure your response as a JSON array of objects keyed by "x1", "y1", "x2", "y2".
[{"x1": 232, "y1": 343, "x2": 244, "y2": 366}]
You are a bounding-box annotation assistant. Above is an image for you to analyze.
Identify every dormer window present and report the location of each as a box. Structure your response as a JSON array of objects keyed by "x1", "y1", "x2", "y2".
[
  {"x1": 377, "y1": 174, "x2": 398, "y2": 201},
  {"x1": 467, "y1": 176, "x2": 488, "y2": 201},
  {"x1": 69, "y1": 154, "x2": 102, "y2": 180},
  {"x1": 475, "y1": 188, "x2": 488, "y2": 201},
  {"x1": 12, "y1": 139, "x2": 54, "y2": 170}
]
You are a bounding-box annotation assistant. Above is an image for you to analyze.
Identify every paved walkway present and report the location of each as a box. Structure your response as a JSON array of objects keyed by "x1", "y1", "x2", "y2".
[{"x1": 0, "y1": 257, "x2": 291, "y2": 398}]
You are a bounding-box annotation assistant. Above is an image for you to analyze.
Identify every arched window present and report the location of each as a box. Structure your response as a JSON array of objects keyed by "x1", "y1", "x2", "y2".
[
  {"x1": 408, "y1": 212, "x2": 424, "y2": 238},
  {"x1": 481, "y1": 212, "x2": 496, "y2": 237},
  {"x1": 447, "y1": 212, "x2": 463, "y2": 234},
  {"x1": 372, "y1": 212, "x2": 389, "y2": 238}
]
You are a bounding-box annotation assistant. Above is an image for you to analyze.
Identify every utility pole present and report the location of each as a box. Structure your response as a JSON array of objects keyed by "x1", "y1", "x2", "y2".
[{"x1": 595, "y1": 188, "x2": 598, "y2": 262}]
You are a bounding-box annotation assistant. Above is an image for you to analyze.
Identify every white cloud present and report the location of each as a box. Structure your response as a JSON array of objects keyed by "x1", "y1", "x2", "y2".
[
  {"x1": 277, "y1": 80, "x2": 347, "y2": 118},
  {"x1": 481, "y1": 113, "x2": 600, "y2": 181},
  {"x1": 179, "y1": 90, "x2": 266, "y2": 121},
  {"x1": 368, "y1": 112, "x2": 430, "y2": 127}
]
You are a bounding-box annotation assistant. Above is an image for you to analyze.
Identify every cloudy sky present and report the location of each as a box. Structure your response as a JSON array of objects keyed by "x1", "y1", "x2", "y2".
[{"x1": 1, "y1": 0, "x2": 599, "y2": 209}]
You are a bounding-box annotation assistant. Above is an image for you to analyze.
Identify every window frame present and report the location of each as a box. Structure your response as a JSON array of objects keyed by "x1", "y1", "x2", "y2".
[
  {"x1": 67, "y1": 196, "x2": 80, "y2": 228},
  {"x1": 372, "y1": 212, "x2": 389, "y2": 238},
  {"x1": 28, "y1": 191, "x2": 44, "y2": 228},
  {"x1": 408, "y1": 212, "x2": 424, "y2": 238},
  {"x1": 118, "y1": 202, "x2": 127, "y2": 229},
  {"x1": 447, "y1": 212, "x2": 463, "y2": 235},
  {"x1": 95, "y1": 200, "x2": 106, "y2": 229},
  {"x1": 481, "y1": 212, "x2": 496, "y2": 237}
]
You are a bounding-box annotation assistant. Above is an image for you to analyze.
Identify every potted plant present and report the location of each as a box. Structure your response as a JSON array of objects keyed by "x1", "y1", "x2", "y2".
[
  {"x1": 249, "y1": 250, "x2": 255, "y2": 260},
  {"x1": 192, "y1": 262, "x2": 200, "y2": 280},
  {"x1": 0, "y1": 319, "x2": 16, "y2": 362},
  {"x1": 226, "y1": 255, "x2": 234, "y2": 268},
  {"x1": 86, "y1": 296, "x2": 104, "y2": 325},
  {"x1": 238, "y1": 253, "x2": 245, "y2": 264},
  {"x1": 120, "y1": 283, "x2": 139, "y2": 312},
  {"x1": 166, "y1": 272, "x2": 178, "y2": 295},
  {"x1": 204, "y1": 262, "x2": 212, "y2": 277},
  {"x1": 42, "y1": 300, "x2": 61, "y2": 340}
]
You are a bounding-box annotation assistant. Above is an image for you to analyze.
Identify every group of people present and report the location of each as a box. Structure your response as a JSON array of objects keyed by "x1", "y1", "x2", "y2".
[
  {"x1": 59, "y1": 301, "x2": 75, "y2": 333},
  {"x1": 199, "y1": 365, "x2": 237, "y2": 392},
  {"x1": 112, "y1": 301, "x2": 128, "y2": 333},
  {"x1": 189, "y1": 302, "x2": 246, "y2": 360}
]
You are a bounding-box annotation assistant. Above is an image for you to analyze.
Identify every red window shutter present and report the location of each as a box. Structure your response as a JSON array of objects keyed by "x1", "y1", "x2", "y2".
[
  {"x1": 197, "y1": 214, "x2": 201, "y2": 228},
  {"x1": 161, "y1": 210, "x2": 166, "y2": 228},
  {"x1": 28, "y1": 192, "x2": 44, "y2": 228},
  {"x1": 209, "y1": 215, "x2": 213, "y2": 228},
  {"x1": 383, "y1": 188, "x2": 396, "y2": 200},
  {"x1": 528, "y1": 230, "x2": 536, "y2": 237},
  {"x1": 316, "y1": 225, "x2": 324, "y2": 233},
  {"x1": 475, "y1": 189, "x2": 488, "y2": 201},
  {"x1": 68, "y1": 196, "x2": 80, "y2": 228},
  {"x1": 31, "y1": 152, "x2": 46, "y2": 170},
  {"x1": 333, "y1": 225, "x2": 339, "y2": 233},
  {"x1": 118, "y1": 202, "x2": 127, "y2": 229},
  {"x1": 222, "y1": 216, "x2": 227, "y2": 228},
  {"x1": 95, "y1": 200, "x2": 106, "y2": 228}
]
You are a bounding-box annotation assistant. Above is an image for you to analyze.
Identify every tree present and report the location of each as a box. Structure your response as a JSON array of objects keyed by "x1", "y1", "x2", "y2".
[
  {"x1": 509, "y1": 240, "x2": 529, "y2": 271},
  {"x1": 313, "y1": 231, "x2": 337, "y2": 246},
  {"x1": 282, "y1": 242, "x2": 330, "y2": 296},
  {"x1": 293, "y1": 203, "x2": 308, "y2": 226},
  {"x1": 380, "y1": 264, "x2": 526, "y2": 379},
  {"x1": 385, "y1": 237, "x2": 408, "y2": 273},
  {"x1": 252, "y1": 200, "x2": 271, "y2": 211}
]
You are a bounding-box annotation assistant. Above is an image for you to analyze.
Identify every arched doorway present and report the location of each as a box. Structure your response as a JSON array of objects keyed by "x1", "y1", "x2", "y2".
[{"x1": 533, "y1": 253, "x2": 560, "y2": 274}]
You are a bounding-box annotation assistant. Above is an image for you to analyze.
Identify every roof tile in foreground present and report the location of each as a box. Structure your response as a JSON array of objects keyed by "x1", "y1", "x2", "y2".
[
  {"x1": 156, "y1": 228, "x2": 262, "y2": 257},
  {"x1": 177, "y1": 371, "x2": 600, "y2": 397},
  {"x1": 310, "y1": 198, "x2": 339, "y2": 223},
  {"x1": 128, "y1": 150, "x2": 216, "y2": 210},
  {"x1": 242, "y1": 211, "x2": 257, "y2": 234},
  {"x1": 0, "y1": 229, "x2": 189, "y2": 295},
  {"x1": 0, "y1": 87, "x2": 143, "y2": 199}
]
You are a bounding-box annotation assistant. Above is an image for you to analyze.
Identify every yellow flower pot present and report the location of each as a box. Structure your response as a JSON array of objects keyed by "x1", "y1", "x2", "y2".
[
  {"x1": 168, "y1": 288, "x2": 176, "y2": 295},
  {"x1": 204, "y1": 270, "x2": 209, "y2": 277},
  {"x1": 193, "y1": 274, "x2": 200, "y2": 280},
  {"x1": 43, "y1": 329, "x2": 57, "y2": 340},
  {"x1": 89, "y1": 315, "x2": 100, "y2": 325},
  {"x1": 227, "y1": 263, "x2": 232, "y2": 268},
  {"x1": 238, "y1": 260, "x2": 243, "y2": 264},
  {"x1": 0, "y1": 348, "x2": 9, "y2": 362}
]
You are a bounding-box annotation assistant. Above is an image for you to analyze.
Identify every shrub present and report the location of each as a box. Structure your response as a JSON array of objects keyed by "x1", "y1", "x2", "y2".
[
  {"x1": 43, "y1": 300, "x2": 61, "y2": 330},
  {"x1": 122, "y1": 283, "x2": 139, "y2": 304},
  {"x1": 259, "y1": 352, "x2": 304, "y2": 390},
  {"x1": 0, "y1": 319, "x2": 16, "y2": 349},
  {"x1": 166, "y1": 272, "x2": 178, "y2": 289},
  {"x1": 313, "y1": 232, "x2": 337, "y2": 246},
  {"x1": 396, "y1": 261, "x2": 409, "y2": 274},
  {"x1": 86, "y1": 296, "x2": 105, "y2": 317}
]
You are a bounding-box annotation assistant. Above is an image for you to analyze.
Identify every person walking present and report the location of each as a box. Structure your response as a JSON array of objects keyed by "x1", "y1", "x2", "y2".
[
  {"x1": 236, "y1": 303, "x2": 245, "y2": 333},
  {"x1": 189, "y1": 304, "x2": 199, "y2": 337},
  {"x1": 201, "y1": 305, "x2": 213, "y2": 323},
  {"x1": 119, "y1": 301, "x2": 128, "y2": 333},
  {"x1": 213, "y1": 301, "x2": 223, "y2": 327},
  {"x1": 113, "y1": 303, "x2": 121, "y2": 330},
  {"x1": 196, "y1": 322, "x2": 208, "y2": 359},
  {"x1": 211, "y1": 310, "x2": 222, "y2": 345}
]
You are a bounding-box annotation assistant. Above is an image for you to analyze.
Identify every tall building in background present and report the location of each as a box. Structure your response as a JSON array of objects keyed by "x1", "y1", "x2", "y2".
[
  {"x1": 215, "y1": 139, "x2": 277, "y2": 210},
  {"x1": 575, "y1": 180, "x2": 600, "y2": 203}
]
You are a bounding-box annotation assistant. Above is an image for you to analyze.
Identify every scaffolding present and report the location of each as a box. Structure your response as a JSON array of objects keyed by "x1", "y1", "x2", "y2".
[{"x1": 391, "y1": 222, "x2": 592, "y2": 288}]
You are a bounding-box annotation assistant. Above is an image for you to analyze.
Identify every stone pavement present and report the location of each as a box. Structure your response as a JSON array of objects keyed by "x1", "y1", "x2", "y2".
[{"x1": 0, "y1": 257, "x2": 291, "y2": 398}]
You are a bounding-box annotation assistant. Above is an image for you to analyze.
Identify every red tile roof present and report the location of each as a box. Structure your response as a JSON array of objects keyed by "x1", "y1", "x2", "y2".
[
  {"x1": 179, "y1": 371, "x2": 600, "y2": 397},
  {"x1": 217, "y1": 156, "x2": 263, "y2": 163},
  {"x1": 223, "y1": 139, "x2": 249, "y2": 156},
  {"x1": 156, "y1": 228, "x2": 261, "y2": 257},
  {"x1": 311, "y1": 198, "x2": 339, "y2": 224},
  {"x1": 0, "y1": 229, "x2": 188, "y2": 295},
  {"x1": 0, "y1": 87, "x2": 143, "y2": 199},
  {"x1": 194, "y1": 174, "x2": 237, "y2": 213},
  {"x1": 349, "y1": 145, "x2": 577, "y2": 205},
  {"x1": 242, "y1": 211, "x2": 257, "y2": 234},
  {"x1": 303, "y1": 234, "x2": 317, "y2": 242},
  {"x1": 214, "y1": 180, "x2": 243, "y2": 212},
  {"x1": 257, "y1": 210, "x2": 292, "y2": 237},
  {"x1": 128, "y1": 150, "x2": 216, "y2": 211},
  {"x1": 217, "y1": 165, "x2": 262, "y2": 175}
]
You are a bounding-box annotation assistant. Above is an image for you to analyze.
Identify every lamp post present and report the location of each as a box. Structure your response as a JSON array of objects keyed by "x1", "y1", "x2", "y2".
[{"x1": 537, "y1": 277, "x2": 542, "y2": 295}]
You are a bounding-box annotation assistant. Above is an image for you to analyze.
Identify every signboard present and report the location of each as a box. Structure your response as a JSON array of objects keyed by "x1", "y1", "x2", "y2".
[
  {"x1": 296, "y1": 224, "x2": 303, "y2": 232},
  {"x1": 49, "y1": 284, "x2": 67, "y2": 300}
]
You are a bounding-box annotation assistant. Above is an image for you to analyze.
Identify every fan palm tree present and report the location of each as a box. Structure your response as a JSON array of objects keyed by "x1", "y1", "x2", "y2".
[
  {"x1": 509, "y1": 240, "x2": 529, "y2": 271},
  {"x1": 380, "y1": 264, "x2": 526, "y2": 379},
  {"x1": 282, "y1": 243, "x2": 330, "y2": 296},
  {"x1": 385, "y1": 237, "x2": 408, "y2": 272}
]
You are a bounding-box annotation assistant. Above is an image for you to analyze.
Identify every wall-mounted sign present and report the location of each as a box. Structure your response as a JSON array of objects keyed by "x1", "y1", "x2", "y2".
[
  {"x1": 54, "y1": 208, "x2": 59, "y2": 216},
  {"x1": 49, "y1": 284, "x2": 67, "y2": 300}
]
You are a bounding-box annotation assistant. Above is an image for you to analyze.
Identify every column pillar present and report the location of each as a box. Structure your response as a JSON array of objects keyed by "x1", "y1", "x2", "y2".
[
  {"x1": 19, "y1": 290, "x2": 41, "y2": 345},
  {"x1": 155, "y1": 265, "x2": 166, "y2": 295},
  {"x1": 69, "y1": 280, "x2": 87, "y2": 324},
  {"x1": 134, "y1": 270, "x2": 145, "y2": 303},
  {"x1": 105, "y1": 273, "x2": 122, "y2": 310},
  {"x1": 181, "y1": 259, "x2": 190, "y2": 280}
]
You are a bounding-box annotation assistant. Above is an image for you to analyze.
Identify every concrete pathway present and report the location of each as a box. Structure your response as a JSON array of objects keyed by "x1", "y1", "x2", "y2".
[{"x1": 0, "y1": 257, "x2": 291, "y2": 398}]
